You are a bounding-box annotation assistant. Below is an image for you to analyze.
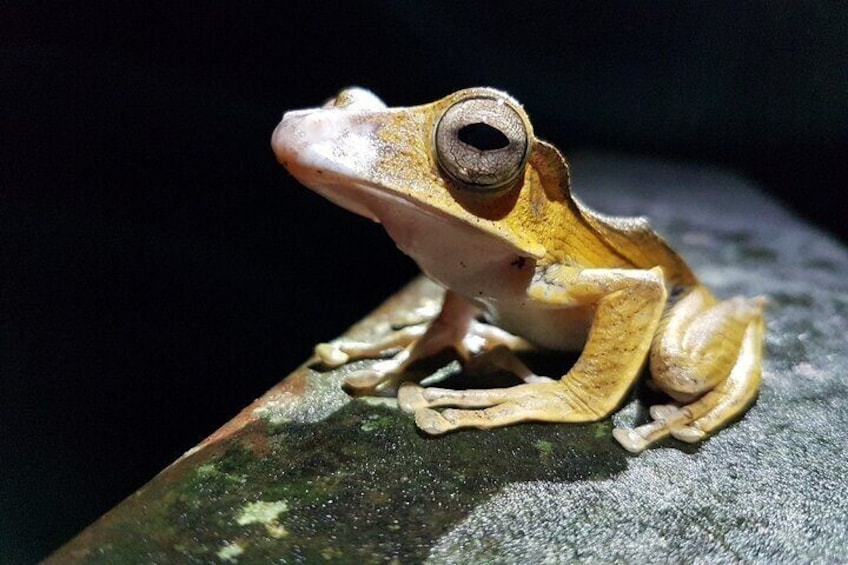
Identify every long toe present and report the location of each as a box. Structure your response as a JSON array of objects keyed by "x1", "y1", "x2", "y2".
[
  {"x1": 397, "y1": 383, "x2": 428, "y2": 413},
  {"x1": 343, "y1": 370, "x2": 386, "y2": 395},
  {"x1": 414, "y1": 408, "x2": 454, "y2": 435},
  {"x1": 613, "y1": 427, "x2": 649, "y2": 453},
  {"x1": 671, "y1": 425, "x2": 706, "y2": 443},
  {"x1": 315, "y1": 343, "x2": 350, "y2": 367}
]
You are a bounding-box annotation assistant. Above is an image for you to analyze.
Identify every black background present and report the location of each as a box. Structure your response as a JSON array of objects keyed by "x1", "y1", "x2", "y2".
[{"x1": 3, "y1": 3, "x2": 846, "y2": 561}]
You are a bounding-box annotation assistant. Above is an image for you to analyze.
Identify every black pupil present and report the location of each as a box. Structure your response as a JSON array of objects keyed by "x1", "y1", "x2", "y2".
[{"x1": 457, "y1": 122, "x2": 510, "y2": 151}]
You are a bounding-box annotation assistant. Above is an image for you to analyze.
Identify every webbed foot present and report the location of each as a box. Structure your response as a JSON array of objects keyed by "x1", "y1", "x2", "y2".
[{"x1": 397, "y1": 381, "x2": 601, "y2": 434}]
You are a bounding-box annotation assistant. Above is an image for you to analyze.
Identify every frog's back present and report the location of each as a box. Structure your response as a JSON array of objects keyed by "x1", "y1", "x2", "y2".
[{"x1": 575, "y1": 200, "x2": 697, "y2": 289}]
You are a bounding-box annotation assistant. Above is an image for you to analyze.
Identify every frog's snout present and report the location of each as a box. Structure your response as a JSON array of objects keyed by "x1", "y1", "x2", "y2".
[
  {"x1": 272, "y1": 90, "x2": 393, "y2": 193},
  {"x1": 271, "y1": 111, "x2": 308, "y2": 169},
  {"x1": 271, "y1": 87, "x2": 386, "y2": 172}
]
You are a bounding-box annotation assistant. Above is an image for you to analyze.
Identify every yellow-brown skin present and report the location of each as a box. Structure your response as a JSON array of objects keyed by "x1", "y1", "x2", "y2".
[{"x1": 272, "y1": 87, "x2": 766, "y2": 452}]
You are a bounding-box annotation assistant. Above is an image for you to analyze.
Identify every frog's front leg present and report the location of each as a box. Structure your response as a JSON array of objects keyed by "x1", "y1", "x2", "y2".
[
  {"x1": 339, "y1": 291, "x2": 532, "y2": 395},
  {"x1": 399, "y1": 266, "x2": 667, "y2": 433}
]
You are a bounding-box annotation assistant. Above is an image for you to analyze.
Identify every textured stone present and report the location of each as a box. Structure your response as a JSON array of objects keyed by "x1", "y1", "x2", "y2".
[{"x1": 49, "y1": 155, "x2": 847, "y2": 563}]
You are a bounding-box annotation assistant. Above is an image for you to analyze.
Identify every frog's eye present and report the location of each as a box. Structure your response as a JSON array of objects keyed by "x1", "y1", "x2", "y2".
[{"x1": 434, "y1": 94, "x2": 531, "y2": 192}]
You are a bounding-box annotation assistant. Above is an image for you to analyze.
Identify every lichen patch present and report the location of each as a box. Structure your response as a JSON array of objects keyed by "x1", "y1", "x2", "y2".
[
  {"x1": 216, "y1": 541, "x2": 244, "y2": 562},
  {"x1": 236, "y1": 500, "x2": 290, "y2": 539}
]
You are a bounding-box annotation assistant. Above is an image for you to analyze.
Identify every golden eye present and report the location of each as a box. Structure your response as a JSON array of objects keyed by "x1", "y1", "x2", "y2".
[{"x1": 434, "y1": 92, "x2": 531, "y2": 192}]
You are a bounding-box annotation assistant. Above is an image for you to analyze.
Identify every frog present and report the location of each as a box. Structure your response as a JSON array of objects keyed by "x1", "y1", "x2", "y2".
[{"x1": 271, "y1": 87, "x2": 766, "y2": 453}]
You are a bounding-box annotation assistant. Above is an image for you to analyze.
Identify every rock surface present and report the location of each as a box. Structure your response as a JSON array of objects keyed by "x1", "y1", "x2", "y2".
[{"x1": 49, "y1": 155, "x2": 848, "y2": 563}]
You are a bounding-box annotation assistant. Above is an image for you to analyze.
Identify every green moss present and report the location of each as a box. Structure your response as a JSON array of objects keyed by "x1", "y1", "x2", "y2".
[
  {"x1": 360, "y1": 413, "x2": 394, "y2": 432},
  {"x1": 66, "y1": 400, "x2": 626, "y2": 563},
  {"x1": 533, "y1": 439, "x2": 554, "y2": 457}
]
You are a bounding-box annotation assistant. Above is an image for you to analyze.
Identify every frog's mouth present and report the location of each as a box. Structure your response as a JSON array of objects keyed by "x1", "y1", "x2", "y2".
[{"x1": 281, "y1": 160, "x2": 546, "y2": 263}]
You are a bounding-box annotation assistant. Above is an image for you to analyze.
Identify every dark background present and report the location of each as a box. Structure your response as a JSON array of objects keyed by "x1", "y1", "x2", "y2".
[{"x1": 2, "y1": 3, "x2": 846, "y2": 561}]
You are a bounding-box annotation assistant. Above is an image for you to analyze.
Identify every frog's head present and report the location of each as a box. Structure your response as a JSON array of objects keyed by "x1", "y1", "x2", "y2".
[{"x1": 272, "y1": 87, "x2": 573, "y2": 261}]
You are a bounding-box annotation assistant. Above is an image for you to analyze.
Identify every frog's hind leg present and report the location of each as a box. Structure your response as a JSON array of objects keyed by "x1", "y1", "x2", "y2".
[
  {"x1": 613, "y1": 287, "x2": 766, "y2": 453},
  {"x1": 399, "y1": 267, "x2": 670, "y2": 435}
]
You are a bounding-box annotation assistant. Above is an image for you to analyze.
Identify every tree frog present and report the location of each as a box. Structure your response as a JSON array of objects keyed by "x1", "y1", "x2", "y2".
[{"x1": 271, "y1": 87, "x2": 765, "y2": 453}]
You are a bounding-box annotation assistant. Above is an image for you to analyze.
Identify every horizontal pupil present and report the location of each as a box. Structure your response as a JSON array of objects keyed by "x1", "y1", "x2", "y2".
[{"x1": 457, "y1": 122, "x2": 509, "y2": 151}]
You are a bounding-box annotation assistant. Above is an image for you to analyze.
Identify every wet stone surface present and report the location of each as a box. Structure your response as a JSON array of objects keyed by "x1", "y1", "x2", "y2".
[{"x1": 50, "y1": 155, "x2": 848, "y2": 563}]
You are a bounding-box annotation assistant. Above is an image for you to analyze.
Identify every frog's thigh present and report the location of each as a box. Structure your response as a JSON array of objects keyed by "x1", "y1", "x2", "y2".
[
  {"x1": 656, "y1": 293, "x2": 765, "y2": 438},
  {"x1": 671, "y1": 314, "x2": 764, "y2": 440},
  {"x1": 650, "y1": 287, "x2": 764, "y2": 400},
  {"x1": 614, "y1": 289, "x2": 765, "y2": 452}
]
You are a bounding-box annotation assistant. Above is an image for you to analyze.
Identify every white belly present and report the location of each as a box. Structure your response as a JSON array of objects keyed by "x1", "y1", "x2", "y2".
[{"x1": 378, "y1": 201, "x2": 592, "y2": 352}]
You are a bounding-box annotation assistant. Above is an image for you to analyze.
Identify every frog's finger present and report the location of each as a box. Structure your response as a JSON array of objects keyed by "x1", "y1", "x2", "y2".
[
  {"x1": 343, "y1": 357, "x2": 406, "y2": 395},
  {"x1": 399, "y1": 382, "x2": 546, "y2": 411},
  {"x1": 412, "y1": 393, "x2": 586, "y2": 434},
  {"x1": 413, "y1": 408, "x2": 454, "y2": 435},
  {"x1": 317, "y1": 324, "x2": 428, "y2": 368},
  {"x1": 315, "y1": 343, "x2": 350, "y2": 368},
  {"x1": 343, "y1": 369, "x2": 389, "y2": 393},
  {"x1": 397, "y1": 383, "x2": 428, "y2": 413}
]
